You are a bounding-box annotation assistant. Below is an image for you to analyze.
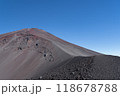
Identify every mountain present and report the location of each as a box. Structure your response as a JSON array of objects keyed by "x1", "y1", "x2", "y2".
[{"x1": 0, "y1": 28, "x2": 119, "y2": 80}]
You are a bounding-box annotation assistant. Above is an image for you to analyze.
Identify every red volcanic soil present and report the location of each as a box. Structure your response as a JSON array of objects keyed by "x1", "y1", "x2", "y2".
[{"x1": 0, "y1": 28, "x2": 119, "y2": 80}]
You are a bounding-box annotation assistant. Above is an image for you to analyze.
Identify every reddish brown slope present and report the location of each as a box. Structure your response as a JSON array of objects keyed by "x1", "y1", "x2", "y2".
[{"x1": 0, "y1": 28, "x2": 100, "y2": 79}]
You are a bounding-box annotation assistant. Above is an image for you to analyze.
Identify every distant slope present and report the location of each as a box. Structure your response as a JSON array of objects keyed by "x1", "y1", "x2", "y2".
[{"x1": 0, "y1": 28, "x2": 119, "y2": 80}]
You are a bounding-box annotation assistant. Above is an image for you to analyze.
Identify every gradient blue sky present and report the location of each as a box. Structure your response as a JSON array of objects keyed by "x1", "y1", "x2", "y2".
[{"x1": 0, "y1": 0, "x2": 120, "y2": 56}]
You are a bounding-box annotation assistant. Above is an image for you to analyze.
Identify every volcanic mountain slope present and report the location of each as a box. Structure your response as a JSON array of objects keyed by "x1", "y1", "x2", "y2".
[{"x1": 0, "y1": 28, "x2": 120, "y2": 80}]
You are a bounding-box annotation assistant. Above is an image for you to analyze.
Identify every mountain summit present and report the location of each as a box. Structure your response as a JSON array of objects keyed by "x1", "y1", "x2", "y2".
[{"x1": 0, "y1": 28, "x2": 120, "y2": 80}]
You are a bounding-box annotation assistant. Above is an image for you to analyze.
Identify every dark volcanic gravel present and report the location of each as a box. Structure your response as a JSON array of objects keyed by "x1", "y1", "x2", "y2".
[{"x1": 34, "y1": 55, "x2": 120, "y2": 80}]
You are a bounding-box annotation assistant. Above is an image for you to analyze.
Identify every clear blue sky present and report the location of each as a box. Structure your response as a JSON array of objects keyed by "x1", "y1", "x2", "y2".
[{"x1": 0, "y1": 0, "x2": 120, "y2": 56}]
